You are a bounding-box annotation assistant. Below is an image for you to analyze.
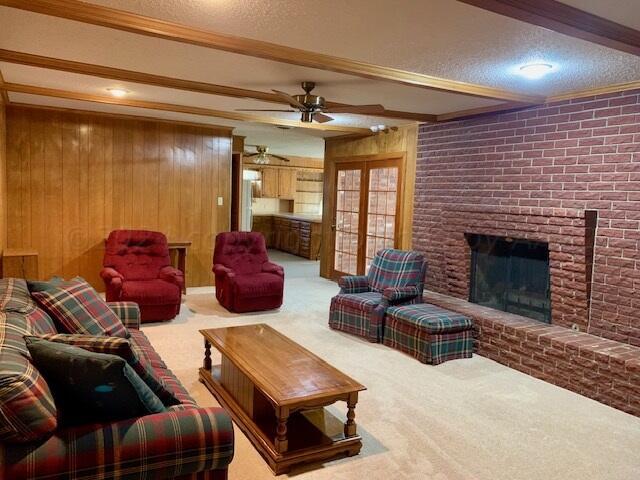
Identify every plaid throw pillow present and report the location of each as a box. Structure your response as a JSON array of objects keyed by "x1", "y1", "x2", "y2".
[
  {"x1": 31, "y1": 277, "x2": 129, "y2": 339},
  {"x1": 37, "y1": 333, "x2": 180, "y2": 406}
]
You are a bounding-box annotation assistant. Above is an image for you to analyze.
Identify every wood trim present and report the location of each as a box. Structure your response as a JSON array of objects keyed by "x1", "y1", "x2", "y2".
[
  {"x1": 9, "y1": 102, "x2": 235, "y2": 134},
  {"x1": 0, "y1": 0, "x2": 544, "y2": 103},
  {"x1": 0, "y1": 49, "x2": 437, "y2": 123},
  {"x1": 0, "y1": 69, "x2": 10, "y2": 104},
  {"x1": 436, "y1": 101, "x2": 532, "y2": 121},
  {"x1": 3, "y1": 83, "x2": 372, "y2": 134},
  {"x1": 547, "y1": 80, "x2": 640, "y2": 103},
  {"x1": 458, "y1": 0, "x2": 640, "y2": 57}
]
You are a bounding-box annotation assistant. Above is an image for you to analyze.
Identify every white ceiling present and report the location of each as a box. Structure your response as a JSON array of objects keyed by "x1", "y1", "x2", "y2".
[{"x1": 1, "y1": 0, "x2": 639, "y2": 156}]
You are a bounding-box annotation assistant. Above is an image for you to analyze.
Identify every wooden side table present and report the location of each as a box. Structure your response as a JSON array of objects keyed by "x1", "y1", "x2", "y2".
[
  {"x1": 2, "y1": 249, "x2": 39, "y2": 279},
  {"x1": 168, "y1": 241, "x2": 192, "y2": 294}
]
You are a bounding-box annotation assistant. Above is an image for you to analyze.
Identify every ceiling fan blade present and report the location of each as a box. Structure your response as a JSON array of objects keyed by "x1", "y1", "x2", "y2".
[
  {"x1": 235, "y1": 108, "x2": 297, "y2": 112},
  {"x1": 272, "y1": 89, "x2": 307, "y2": 110},
  {"x1": 243, "y1": 152, "x2": 258, "y2": 157},
  {"x1": 313, "y1": 112, "x2": 334, "y2": 123},
  {"x1": 324, "y1": 104, "x2": 385, "y2": 114},
  {"x1": 271, "y1": 154, "x2": 290, "y2": 162}
]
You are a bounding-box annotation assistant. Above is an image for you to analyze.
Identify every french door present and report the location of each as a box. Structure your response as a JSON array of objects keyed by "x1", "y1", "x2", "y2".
[{"x1": 332, "y1": 158, "x2": 402, "y2": 278}]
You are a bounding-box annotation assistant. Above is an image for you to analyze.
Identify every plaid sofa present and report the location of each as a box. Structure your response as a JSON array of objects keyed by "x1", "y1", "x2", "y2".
[
  {"x1": 0, "y1": 278, "x2": 234, "y2": 480},
  {"x1": 329, "y1": 249, "x2": 427, "y2": 342},
  {"x1": 384, "y1": 303, "x2": 473, "y2": 365}
]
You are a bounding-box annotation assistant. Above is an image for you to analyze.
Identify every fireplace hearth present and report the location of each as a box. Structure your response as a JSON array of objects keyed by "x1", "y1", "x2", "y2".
[{"x1": 467, "y1": 234, "x2": 551, "y2": 323}]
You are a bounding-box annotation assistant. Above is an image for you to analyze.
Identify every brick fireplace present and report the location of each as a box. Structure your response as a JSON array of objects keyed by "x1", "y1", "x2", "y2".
[
  {"x1": 440, "y1": 205, "x2": 595, "y2": 330},
  {"x1": 412, "y1": 89, "x2": 640, "y2": 415}
]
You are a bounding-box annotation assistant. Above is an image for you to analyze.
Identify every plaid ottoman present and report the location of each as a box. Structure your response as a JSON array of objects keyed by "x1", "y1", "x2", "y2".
[{"x1": 384, "y1": 304, "x2": 473, "y2": 365}]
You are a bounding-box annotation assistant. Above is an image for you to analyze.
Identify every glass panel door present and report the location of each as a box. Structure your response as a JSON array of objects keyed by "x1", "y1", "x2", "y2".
[
  {"x1": 365, "y1": 166, "x2": 399, "y2": 272},
  {"x1": 334, "y1": 167, "x2": 362, "y2": 275}
]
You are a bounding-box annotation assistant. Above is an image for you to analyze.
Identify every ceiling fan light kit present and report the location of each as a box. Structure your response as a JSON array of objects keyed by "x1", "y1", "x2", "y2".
[
  {"x1": 237, "y1": 81, "x2": 386, "y2": 124},
  {"x1": 245, "y1": 145, "x2": 291, "y2": 165}
]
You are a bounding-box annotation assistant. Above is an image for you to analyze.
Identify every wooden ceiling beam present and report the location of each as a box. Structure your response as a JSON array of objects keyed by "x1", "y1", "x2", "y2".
[
  {"x1": 0, "y1": 49, "x2": 437, "y2": 122},
  {"x1": 458, "y1": 0, "x2": 640, "y2": 57},
  {"x1": 3, "y1": 83, "x2": 373, "y2": 134},
  {"x1": 0, "y1": 0, "x2": 544, "y2": 104}
]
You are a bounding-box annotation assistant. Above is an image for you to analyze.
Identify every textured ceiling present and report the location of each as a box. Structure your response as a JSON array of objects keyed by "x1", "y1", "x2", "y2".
[
  {"x1": 86, "y1": 0, "x2": 640, "y2": 95},
  {"x1": 1, "y1": 0, "x2": 639, "y2": 156}
]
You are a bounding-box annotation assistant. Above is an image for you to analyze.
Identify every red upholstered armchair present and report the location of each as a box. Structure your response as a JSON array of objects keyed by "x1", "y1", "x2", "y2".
[
  {"x1": 101, "y1": 230, "x2": 183, "y2": 322},
  {"x1": 213, "y1": 232, "x2": 284, "y2": 313}
]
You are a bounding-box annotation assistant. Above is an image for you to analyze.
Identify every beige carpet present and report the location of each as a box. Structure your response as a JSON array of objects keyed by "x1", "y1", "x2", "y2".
[{"x1": 142, "y1": 251, "x2": 640, "y2": 480}]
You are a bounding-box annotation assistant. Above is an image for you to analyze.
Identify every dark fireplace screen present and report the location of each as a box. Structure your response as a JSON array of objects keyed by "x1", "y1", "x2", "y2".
[{"x1": 468, "y1": 234, "x2": 551, "y2": 323}]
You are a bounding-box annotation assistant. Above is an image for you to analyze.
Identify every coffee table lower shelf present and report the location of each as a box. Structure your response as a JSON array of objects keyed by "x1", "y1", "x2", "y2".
[{"x1": 199, "y1": 365, "x2": 362, "y2": 475}]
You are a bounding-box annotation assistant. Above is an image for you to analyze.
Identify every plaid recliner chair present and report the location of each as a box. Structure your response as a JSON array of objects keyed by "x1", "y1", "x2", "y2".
[{"x1": 329, "y1": 249, "x2": 427, "y2": 342}]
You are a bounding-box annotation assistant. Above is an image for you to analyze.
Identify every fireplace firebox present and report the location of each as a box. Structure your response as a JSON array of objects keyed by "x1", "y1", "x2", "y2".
[{"x1": 468, "y1": 234, "x2": 551, "y2": 323}]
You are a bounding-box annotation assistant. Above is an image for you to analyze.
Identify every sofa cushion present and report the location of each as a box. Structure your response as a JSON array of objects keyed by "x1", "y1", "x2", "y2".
[
  {"x1": 121, "y1": 279, "x2": 181, "y2": 305},
  {"x1": 37, "y1": 334, "x2": 181, "y2": 407},
  {"x1": 0, "y1": 278, "x2": 57, "y2": 334},
  {"x1": 25, "y1": 337, "x2": 166, "y2": 426},
  {"x1": 0, "y1": 311, "x2": 58, "y2": 443},
  {"x1": 332, "y1": 291, "x2": 383, "y2": 312},
  {"x1": 128, "y1": 329, "x2": 167, "y2": 369},
  {"x1": 233, "y1": 273, "x2": 284, "y2": 298},
  {"x1": 31, "y1": 277, "x2": 129, "y2": 338}
]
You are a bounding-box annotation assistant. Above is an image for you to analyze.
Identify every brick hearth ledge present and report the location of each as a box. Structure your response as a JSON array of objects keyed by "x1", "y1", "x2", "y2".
[{"x1": 423, "y1": 291, "x2": 640, "y2": 417}]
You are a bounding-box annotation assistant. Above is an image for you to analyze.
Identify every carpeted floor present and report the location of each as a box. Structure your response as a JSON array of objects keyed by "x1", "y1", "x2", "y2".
[{"x1": 142, "y1": 251, "x2": 640, "y2": 480}]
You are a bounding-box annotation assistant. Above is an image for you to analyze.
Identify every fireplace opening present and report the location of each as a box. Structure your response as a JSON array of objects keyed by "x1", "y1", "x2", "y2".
[{"x1": 468, "y1": 234, "x2": 551, "y2": 323}]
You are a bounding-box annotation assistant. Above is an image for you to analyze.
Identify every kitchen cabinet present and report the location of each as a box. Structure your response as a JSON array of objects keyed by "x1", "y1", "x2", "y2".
[
  {"x1": 261, "y1": 167, "x2": 279, "y2": 198},
  {"x1": 252, "y1": 214, "x2": 321, "y2": 260},
  {"x1": 277, "y1": 169, "x2": 297, "y2": 200}
]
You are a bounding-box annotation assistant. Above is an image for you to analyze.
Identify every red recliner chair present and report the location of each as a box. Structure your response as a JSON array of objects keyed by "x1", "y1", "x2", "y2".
[
  {"x1": 101, "y1": 230, "x2": 184, "y2": 322},
  {"x1": 213, "y1": 232, "x2": 284, "y2": 313}
]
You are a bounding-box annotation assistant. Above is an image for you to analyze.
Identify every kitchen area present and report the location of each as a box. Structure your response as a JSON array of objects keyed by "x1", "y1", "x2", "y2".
[{"x1": 241, "y1": 151, "x2": 323, "y2": 261}]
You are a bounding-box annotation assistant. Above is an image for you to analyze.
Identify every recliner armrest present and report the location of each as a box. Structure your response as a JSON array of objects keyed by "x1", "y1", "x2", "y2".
[
  {"x1": 100, "y1": 267, "x2": 123, "y2": 290},
  {"x1": 262, "y1": 262, "x2": 284, "y2": 277},
  {"x1": 382, "y1": 285, "x2": 422, "y2": 303},
  {"x1": 213, "y1": 264, "x2": 235, "y2": 278},
  {"x1": 159, "y1": 266, "x2": 185, "y2": 289},
  {"x1": 338, "y1": 275, "x2": 370, "y2": 294}
]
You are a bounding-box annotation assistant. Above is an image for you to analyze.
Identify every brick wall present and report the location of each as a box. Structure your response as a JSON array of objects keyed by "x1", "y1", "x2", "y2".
[{"x1": 413, "y1": 89, "x2": 640, "y2": 346}]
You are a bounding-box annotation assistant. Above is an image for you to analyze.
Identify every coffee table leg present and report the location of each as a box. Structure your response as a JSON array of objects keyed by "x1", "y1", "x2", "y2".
[
  {"x1": 344, "y1": 392, "x2": 358, "y2": 437},
  {"x1": 275, "y1": 406, "x2": 289, "y2": 454},
  {"x1": 203, "y1": 339, "x2": 212, "y2": 370}
]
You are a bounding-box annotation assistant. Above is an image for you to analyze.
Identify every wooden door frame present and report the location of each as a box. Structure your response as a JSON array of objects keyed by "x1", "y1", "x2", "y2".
[{"x1": 329, "y1": 153, "x2": 406, "y2": 280}]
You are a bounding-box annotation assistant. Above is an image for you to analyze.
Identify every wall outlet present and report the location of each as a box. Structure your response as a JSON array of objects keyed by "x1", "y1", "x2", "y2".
[{"x1": 217, "y1": 196, "x2": 223, "y2": 206}]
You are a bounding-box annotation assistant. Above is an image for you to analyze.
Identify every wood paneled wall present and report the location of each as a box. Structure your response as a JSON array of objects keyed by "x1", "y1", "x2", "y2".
[
  {"x1": 0, "y1": 96, "x2": 6, "y2": 253},
  {"x1": 320, "y1": 125, "x2": 418, "y2": 279},
  {"x1": 6, "y1": 105, "x2": 232, "y2": 289}
]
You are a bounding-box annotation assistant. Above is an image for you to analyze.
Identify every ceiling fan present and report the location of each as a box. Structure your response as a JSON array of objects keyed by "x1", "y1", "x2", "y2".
[
  {"x1": 236, "y1": 81, "x2": 385, "y2": 123},
  {"x1": 244, "y1": 145, "x2": 290, "y2": 165}
]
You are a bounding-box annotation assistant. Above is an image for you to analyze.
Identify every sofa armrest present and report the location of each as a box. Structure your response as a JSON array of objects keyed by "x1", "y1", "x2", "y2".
[
  {"x1": 382, "y1": 285, "x2": 422, "y2": 304},
  {"x1": 159, "y1": 265, "x2": 185, "y2": 290},
  {"x1": 3, "y1": 407, "x2": 234, "y2": 480},
  {"x1": 213, "y1": 264, "x2": 235, "y2": 279},
  {"x1": 107, "y1": 301, "x2": 141, "y2": 330},
  {"x1": 338, "y1": 275, "x2": 370, "y2": 294},
  {"x1": 262, "y1": 261, "x2": 284, "y2": 277}
]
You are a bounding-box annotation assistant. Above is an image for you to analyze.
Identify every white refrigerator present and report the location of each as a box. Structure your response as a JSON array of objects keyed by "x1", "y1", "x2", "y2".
[{"x1": 241, "y1": 179, "x2": 253, "y2": 231}]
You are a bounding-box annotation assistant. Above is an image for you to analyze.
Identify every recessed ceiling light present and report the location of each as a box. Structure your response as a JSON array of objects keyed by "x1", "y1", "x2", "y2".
[
  {"x1": 107, "y1": 88, "x2": 128, "y2": 98},
  {"x1": 518, "y1": 63, "x2": 553, "y2": 79}
]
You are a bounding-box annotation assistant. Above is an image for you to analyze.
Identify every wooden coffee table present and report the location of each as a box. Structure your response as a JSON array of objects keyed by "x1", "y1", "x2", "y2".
[{"x1": 199, "y1": 324, "x2": 366, "y2": 475}]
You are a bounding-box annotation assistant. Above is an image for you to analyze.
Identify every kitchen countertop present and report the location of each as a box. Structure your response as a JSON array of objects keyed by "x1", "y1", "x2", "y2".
[{"x1": 253, "y1": 212, "x2": 322, "y2": 223}]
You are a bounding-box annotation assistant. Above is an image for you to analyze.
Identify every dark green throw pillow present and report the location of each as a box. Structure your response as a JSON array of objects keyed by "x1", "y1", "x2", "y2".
[{"x1": 25, "y1": 336, "x2": 166, "y2": 426}]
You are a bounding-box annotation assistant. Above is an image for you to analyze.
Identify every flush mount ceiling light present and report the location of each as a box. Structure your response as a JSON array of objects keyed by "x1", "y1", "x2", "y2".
[
  {"x1": 518, "y1": 63, "x2": 553, "y2": 79},
  {"x1": 107, "y1": 88, "x2": 128, "y2": 98}
]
